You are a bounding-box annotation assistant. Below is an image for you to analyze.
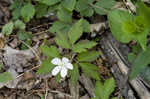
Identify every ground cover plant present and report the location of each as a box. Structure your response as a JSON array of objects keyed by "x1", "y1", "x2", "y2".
[{"x1": 0, "y1": 0, "x2": 150, "y2": 99}]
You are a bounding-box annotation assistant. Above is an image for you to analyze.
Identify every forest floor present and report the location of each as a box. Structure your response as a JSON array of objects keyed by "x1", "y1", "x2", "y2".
[{"x1": 0, "y1": 0, "x2": 150, "y2": 99}]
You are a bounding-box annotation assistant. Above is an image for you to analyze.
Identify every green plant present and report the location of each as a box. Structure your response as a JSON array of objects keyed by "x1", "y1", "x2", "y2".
[
  {"x1": 129, "y1": 45, "x2": 150, "y2": 79},
  {"x1": 108, "y1": 9, "x2": 149, "y2": 50},
  {"x1": 92, "y1": 77, "x2": 115, "y2": 99},
  {"x1": 37, "y1": 19, "x2": 101, "y2": 84},
  {"x1": 108, "y1": 1, "x2": 150, "y2": 79}
]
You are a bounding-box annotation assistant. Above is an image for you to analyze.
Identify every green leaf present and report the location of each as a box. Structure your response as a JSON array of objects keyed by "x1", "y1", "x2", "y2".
[
  {"x1": 37, "y1": 0, "x2": 61, "y2": 6},
  {"x1": 55, "y1": 32, "x2": 70, "y2": 49},
  {"x1": 132, "y1": 44, "x2": 142, "y2": 54},
  {"x1": 21, "y1": 3, "x2": 35, "y2": 23},
  {"x1": 130, "y1": 45, "x2": 150, "y2": 79},
  {"x1": 107, "y1": 10, "x2": 134, "y2": 43},
  {"x1": 128, "y1": 53, "x2": 136, "y2": 63},
  {"x1": 75, "y1": 0, "x2": 94, "y2": 17},
  {"x1": 57, "y1": 7, "x2": 72, "y2": 23},
  {"x1": 49, "y1": 21, "x2": 71, "y2": 33},
  {"x1": 70, "y1": 64, "x2": 79, "y2": 85},
  {"x1": 72, "y1": 40, "x2": 97, "y2": 53},
  {"x1": 136, "y1": 28, "x2": 149, "y2": 50},
  {"x1": 80, "y1": 6, "x2": 94, "y2": 17},
  {"x1": 77, "y1": 51, "x2": 100, "y2": 62},
  {"x1": 2, "y1": 22, "x2": 14, "y2": 36},
  {"x1": 36, "y1": 57, "x2": 55, "y2": 75},
  {"x1": 35, "y1": 3, "x2": 48, "y2": 18},
  {"x1": 40, "y1": 45, "x2": 60, "y2": 57},
  {"x1": 94, "y1": 0, "x2": 116, "y2": 15},
  {"x1": 62, "y1": 0, "x2": 76, "y2": 11},
  {"x1": 140, "y1": 67, "x2": 150, "y2": 85},
  {"x1": 0, "y1": 72, "x2": 13, "y2": 83},
  {"x1": 82, "y1": 19, "x2": 90, "y2": 33},
  {"x1": 111, "y1": 97, "x2": 117, "y2": 99},
  {"x1": 14, "y1": 20, "x2": 25, "y2": 30},
  {"x1": 137, "y1": 1, "x2": 150, "y2": 28},
  {"x1": 68, "y1": 19, "x2": 83, "y2": 44},
  {"x1": 75, "y1": 0, "x2": 89, "y2": 12},
  {"x1": 17, "y1": 30, "x2": 33, "y2": 40},
  {"x1": 10, "y1": 0, "x2": 23, "y2": 20},
  {"x1": 47, "y1": 4, "x2": 59, "y2": 13},
  {"x1": 79, "y1": 62, "x2": 100, "y2": 80},
  {"x1": 108, "y1": 9, "x2": 149, "y2": 50},
  {"x1": 12, "y1": 8, "x2": 21, "y2": 20},
  {"x1": 95, "y1": 77, "x2": 115, "y2": 99}
]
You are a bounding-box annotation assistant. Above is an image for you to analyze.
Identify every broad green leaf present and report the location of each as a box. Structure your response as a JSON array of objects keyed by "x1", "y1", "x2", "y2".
[
  {"x1": 36, "y1": 57, "x2": 55, "y2": 74},
  {"x1": 35, "y1": 3, "x2": 48, "y2": 18},
  {"x1": 47, "y1": 4, "x2": 59, "y2": 13},
  {"x1": 12, "y1": 8, "x2": 21, "y2": 20},
  {"x1": 40, "y1": 45, "x2": 60, "y2": 57},
  {"x1": 72, "y1": 40, "x2": 97, "y2": 53},
  {"x1": 55, "y1": 32, "x2": 70, "y2": 49},
  {"x1": 128, "y1": 53, "x2": 136, "y2": 63},
  {"x1": 94, "y1": 0, "x2": 116, "y2": 15},
  {"x1": 17, "y1": 30, "x2": 33, "y2": 40},
  {"x1": 79, "y1": 62, "x2": 100, "y2": 80},
  {"x1": 132, "y1": 44, "x2": 142, "y2": 54},
  {"x1": 80, "y1": 6, "x2": 94, "y2": 17},
  {"x1": 0, "y1": 72, "x2": 13, "y2": 83},
  {"x1": 95, "y1": 77, "x2": 115, "y2": 99},
  {"x1": 88, "y1": 0, "x2": 94, "y2": 3},
  {"x1": 140, "y1": 66, "x2": 150, "y2": 85},
  {"x1": 111, "y1": 97, "x2": 117, "y2": 99},
  {"x1": 14, "y1": 20, "x2": 25, "y2": 30},
  {"x1": 9, "y1": 0, "x2": 22, "y2": 10},
  {"x1": 21, "y1": 3, "x2": 35, "y2": 23},
  {"x1": 82, "y1": 19, "x2": 90, "y2": 33},
  {"x1": 108, "y1": 9, "x2": 149, "y2": 50},
  {"x1": 10, "y1": 0, "x2": 23, "y2": 20},
  {"x1": 2, "y1": 22, "x2": 14, "y2": 36},
  {"x1": 122, "y1": 15, "x2": 148, "y2": 50},
  {"x1": 70, "y1": 64, "x2": 79, "y2": 85},
  {"x1": 75, "y1": 0, "x2": 89, "y2": 12},
  {"x1": 77, "y1": 51, "x2": 100, "y2": 62},
  {"x1": 57, "y1": 7, "x2": 72, "y2": 23},
  {"x1": 49, "y1": 21, "x2": 71, "y2": 33},
  {"x1": 136, "y1": 28, "x2": 149, "y2": 50},
  {"x1": 75, "y1": 0, "x2": 94, "y2": 17},
  {"x1": 68, "y1": 19, "x2": 83, "y2": 44},
  {"x1": 137, "y1": 1, "x2": 150, "y2": 28},
  {"x1": 37, "y1": 0, "x2": 61, "y2": 6},
  {"x1": 130, "y1": 45, "x2": 150, "y2": 79},
  {"x1": 62, "y1": 0, "x2": 76, "y2": 11},
  {"x1": 107, "y1": 10, "x2": 134, "y2": 43}
]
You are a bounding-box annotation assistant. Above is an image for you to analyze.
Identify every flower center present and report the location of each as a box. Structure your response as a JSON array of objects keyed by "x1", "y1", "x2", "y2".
[{"x1": 61, "y1": 62, "x2": 65, "y2": 67}]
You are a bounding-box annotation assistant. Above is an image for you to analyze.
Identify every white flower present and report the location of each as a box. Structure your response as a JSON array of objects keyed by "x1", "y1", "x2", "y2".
[{"x1": 51, "y1": 57, "x2": 73, "y2": 78}]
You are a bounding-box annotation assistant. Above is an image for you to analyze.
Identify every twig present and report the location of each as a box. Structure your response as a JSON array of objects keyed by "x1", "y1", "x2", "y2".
[{"x1": 45, "y1": 79, "x2": 48, "y2": 99}]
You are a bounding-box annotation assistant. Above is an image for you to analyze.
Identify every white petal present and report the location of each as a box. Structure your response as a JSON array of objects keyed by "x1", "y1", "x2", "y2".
[
  {"x1": 62, "y1": 57, "x2": 69, "y2": 63},
  {"x1": 65, "y1": 63, "x2": 73, "y2": 70},
  {"x1": 51, "y1": 58, "x2": 62, "y2": 65},
  {"x1": 51, "y1": 66, "x2": 61, "y2": 76},
  {"x1": 60, "y1": 67, "x2": 68, "y2": 78}
]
